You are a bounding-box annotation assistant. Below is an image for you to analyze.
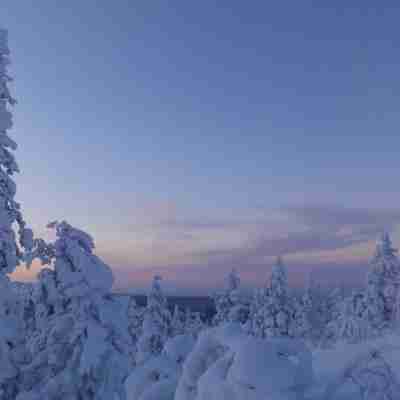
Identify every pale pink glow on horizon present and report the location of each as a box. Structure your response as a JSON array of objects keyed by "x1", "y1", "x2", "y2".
[
  {"x1": 7, "y1": 241, "x2": 376, "y2": 293},
  {"x1": 12, "y1": 259, "x2": 44, "y2": 282},
  {"x1": 10, "y1": 205, "x2": 399, "y2": 293}
]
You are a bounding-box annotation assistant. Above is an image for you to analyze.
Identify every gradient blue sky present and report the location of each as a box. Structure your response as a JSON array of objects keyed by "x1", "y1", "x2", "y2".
[{"x1": 4, "y1": 1, "x2": 400, "y2": 293}]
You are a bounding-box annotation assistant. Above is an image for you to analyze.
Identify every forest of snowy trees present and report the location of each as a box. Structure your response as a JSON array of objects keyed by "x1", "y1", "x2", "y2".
[{"x1": 2, "y1": 29, "x2": 400, "y2": 399}]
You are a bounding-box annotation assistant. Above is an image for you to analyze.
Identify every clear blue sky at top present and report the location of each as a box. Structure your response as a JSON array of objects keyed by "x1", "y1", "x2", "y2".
[{"x1": 3, "y1": 0, "x2": 400, "y2": 231}]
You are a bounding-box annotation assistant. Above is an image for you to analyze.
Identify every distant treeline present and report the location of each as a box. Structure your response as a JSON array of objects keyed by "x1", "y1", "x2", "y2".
[{"x1": 115, "y1": 293, "x2": 216, "y2": 321}]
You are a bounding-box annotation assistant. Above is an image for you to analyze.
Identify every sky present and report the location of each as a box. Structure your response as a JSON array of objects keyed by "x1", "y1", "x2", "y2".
[{"x1": 4, "y1": 1, "x2": 400, "y2": 294}]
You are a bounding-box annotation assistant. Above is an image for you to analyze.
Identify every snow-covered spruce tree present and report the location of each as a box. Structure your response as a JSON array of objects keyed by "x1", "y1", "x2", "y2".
[
  {"x1": 395, "y1": 287, "x2": 400, "y2": 327},
  {"x1": 0, "y1": 29, "x2": 34, "y2": 399},
  {"x1": 269, "y1": 256, "x2": 293, "y2": 336},
  {"x1": 364, "y1": 275, "x2": 385, "y2": 335},
  {"x1": 251, "y1": 257, "x2": 293, "y2": 338},
  {"x1": 136, "y1": 275, "x2": 172, "y2": 364},
  {"x1": 0, "y1": 29, "x2": 34, "y2": 267},
  {"x1": 212, "y1": 269, "x2": 248, "y2": 326},
  {"x1": 366, "y1": 232, "x2": 400, "y2": 330},
  {"x1": 212, "y1": 269, "x2": 238, "y2": 326},
  {"x1": 127, "y1": 295, "x2": 144, "y2": 351},
  {"x1": 17, "y1": 221, "x2": 131, "y2": 400},
  {"x1": 270, "y1": 256, "x2": 288, "y2": 299},
  {"x1": 171, "y1": 304, "x2": 186, "y2": 337}
]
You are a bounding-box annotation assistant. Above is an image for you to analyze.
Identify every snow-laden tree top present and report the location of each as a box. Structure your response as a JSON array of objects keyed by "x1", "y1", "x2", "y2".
[
  {"x1": 227, "y1": 268, "x2": 240, "y2": 292},
  {"x1": 147, "y1": 275, "x2": 167, "y2": 309},
  {"x1": 375, "y1": 232, "x2": 398, "y2": 258},
  {"x1": 270, "y1": 256, "x2": 288, "y2": 298},
  {"x1": 369, "y1": 232, "x2": 400, "y2": 285},
  {"x1": 49, "y1": 220, "x2": 114, "y2": 296},
  {"x1": 0, "y1": 29, "x2": 33, "y2": 275}
]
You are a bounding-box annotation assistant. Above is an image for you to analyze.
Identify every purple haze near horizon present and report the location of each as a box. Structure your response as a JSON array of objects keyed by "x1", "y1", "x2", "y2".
[{"x1": 4, "y1": 1, "x2": 400, "y2": 294}]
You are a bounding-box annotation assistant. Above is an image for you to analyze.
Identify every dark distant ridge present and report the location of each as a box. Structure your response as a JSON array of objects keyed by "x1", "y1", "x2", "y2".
[{"x1": 113, "y1": 293, "x2": 215, "y2": 320}]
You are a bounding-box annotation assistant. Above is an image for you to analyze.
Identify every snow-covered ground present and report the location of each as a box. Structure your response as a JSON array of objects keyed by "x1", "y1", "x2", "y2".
[
  {"x1": 311, "y1": 333, "x2": 400, "y2": 400},
  {"x1": 125, "y1": 324, "x2": 400, "y2": 400}
]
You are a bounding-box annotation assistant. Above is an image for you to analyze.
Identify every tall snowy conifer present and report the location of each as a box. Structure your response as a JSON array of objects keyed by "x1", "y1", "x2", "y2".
[
  {"x1": 249, "y1": 257, "x2": 293, "y2": 338},
  {"x1": 127, "y1": 295, "x2": 144, "y2": 347},
  {"x1": 171, "y1": 304, "x2": 186, "y2": 337},
  {"x1": 212, "y1": 268, "x2": 247, "y2": 326},
  {"x1": 269, "y1": 257, "x2": 292, "y2": 336},
  {"x1": 366, "y1": 232, "x2": 400, "y2": 329},
  {"x1": 136, "y1": 275, "x2": 171, "y2": 364},
  {"x1": 270, "y1": 256, "x2": 288, "y2": 299},
  {"x1": 0, "y1": 29, "x2": 33, "y2": 399}
]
